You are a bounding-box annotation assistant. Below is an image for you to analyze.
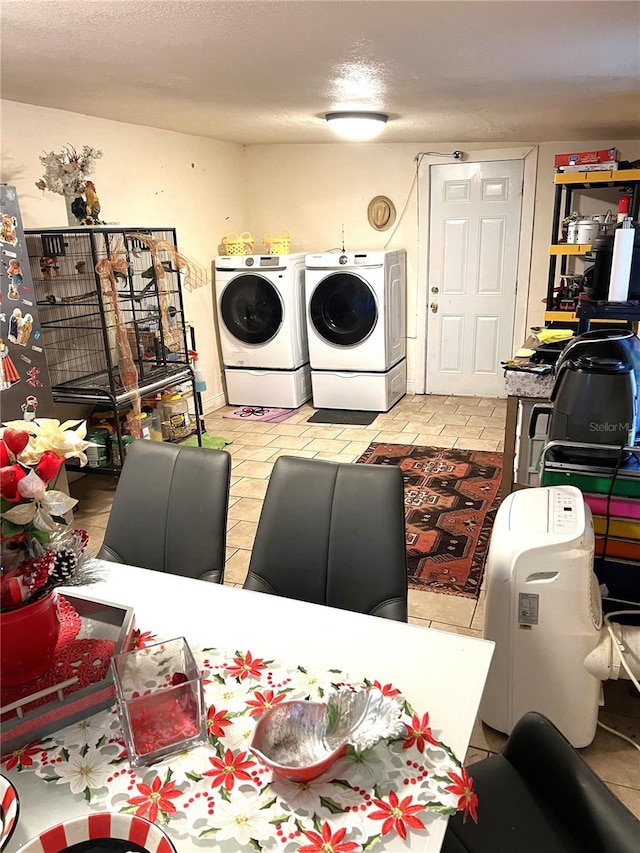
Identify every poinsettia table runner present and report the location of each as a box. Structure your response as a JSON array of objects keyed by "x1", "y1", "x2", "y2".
[{"x1": 3, "y1": 639, "x2": 477, "y2": 851}]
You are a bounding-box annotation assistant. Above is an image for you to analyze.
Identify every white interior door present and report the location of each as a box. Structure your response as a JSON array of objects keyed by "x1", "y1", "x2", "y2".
[{"x1": 426, "y1": 160, "x2": 523, "y2": 396}]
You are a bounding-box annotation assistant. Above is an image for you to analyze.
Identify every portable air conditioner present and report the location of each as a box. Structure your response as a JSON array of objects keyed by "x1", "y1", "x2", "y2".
[
  {"x1": 479, "y1": 485, "x2": 602, "y2": 747},
  {"x1": 480, "y1": 485, "x2": 640, "y2": 748}
]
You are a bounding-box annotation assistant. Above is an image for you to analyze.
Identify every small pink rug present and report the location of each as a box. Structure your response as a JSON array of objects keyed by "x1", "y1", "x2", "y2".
[{"x1": 223, "y1": 406, "x2": 298, "y2": 423}]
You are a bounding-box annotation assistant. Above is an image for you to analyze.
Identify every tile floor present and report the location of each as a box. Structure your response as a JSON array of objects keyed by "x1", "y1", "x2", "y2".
[{"x1": 70, "y1": 393, "x2": 640, "y2": 817}]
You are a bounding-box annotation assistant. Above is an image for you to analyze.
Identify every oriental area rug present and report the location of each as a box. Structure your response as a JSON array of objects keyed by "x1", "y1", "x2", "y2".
[{"x1": 357, "y1": 443, "x2": 503, "y2": 598}]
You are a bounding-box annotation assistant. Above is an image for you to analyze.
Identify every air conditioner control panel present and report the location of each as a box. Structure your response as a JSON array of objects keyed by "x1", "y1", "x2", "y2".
[{"x1": 550, "y1": 489, "x2": 578, "y2": 534}]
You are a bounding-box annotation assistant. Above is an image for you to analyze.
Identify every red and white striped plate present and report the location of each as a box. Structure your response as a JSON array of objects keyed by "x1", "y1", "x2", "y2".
[
  {"x1": 0, "y1": 775, "x2": 19, "y2": 851},
  {"x1": 19, "y1": 813, "x2": 176, "y2": 853}
]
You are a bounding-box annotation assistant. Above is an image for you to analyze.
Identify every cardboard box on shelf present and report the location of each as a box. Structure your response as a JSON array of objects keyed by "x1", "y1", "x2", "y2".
[
  {"x1": 554, "y1": 148, "x2": 621, "y2": 167},
  {"x1": 557, "y1": 162, "x2": 620, "y2": 172}
]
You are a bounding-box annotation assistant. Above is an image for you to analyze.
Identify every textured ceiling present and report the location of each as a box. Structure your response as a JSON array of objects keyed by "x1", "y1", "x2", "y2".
[{"x1": 2, "y1": 0, "x2": 639, "y2": 144}]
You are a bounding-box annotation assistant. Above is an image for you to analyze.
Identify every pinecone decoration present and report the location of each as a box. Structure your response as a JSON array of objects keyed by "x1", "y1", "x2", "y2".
[{"x1": 50, "y1": 547, "x2": 79, "y2": 585}]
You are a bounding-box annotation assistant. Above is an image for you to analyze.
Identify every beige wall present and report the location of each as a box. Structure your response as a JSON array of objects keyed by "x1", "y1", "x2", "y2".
[
  {"x1": 2, "y1": 99, "x2": 638, "y2": 400},
  {"x1": 245, "y1": 139, "x2": 640, "y2": 386},
  {"x1": 0, "y1": 99, "x2": 249, "y2": 410}
]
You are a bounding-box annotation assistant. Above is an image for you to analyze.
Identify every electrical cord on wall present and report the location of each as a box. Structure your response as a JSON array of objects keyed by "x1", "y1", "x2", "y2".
[
  {"x1": 597, "y1": 445, "x2": 625, "y2": 570},
  {"x1": 383, "y1": 150, "x2": 465, "y2": 249}
]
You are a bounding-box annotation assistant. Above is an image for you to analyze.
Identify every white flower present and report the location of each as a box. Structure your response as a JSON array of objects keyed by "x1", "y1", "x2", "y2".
[
  {"x1": 67, "y1": 716, "x2": 109, "y2": 746},
  {"x1": 2, "y1": 417, "x2": 94, "y2": 467},
  {"x1": 331, "y1": 745, "x2": 392, "y2": 789},
  {"x1": 270, "y1": 776, "x2": 347, "y2": 813},
  {"x1": 223, "y1": 718, "x2": 256, "y2": 752},
  {"x1": 3, "y1": 470, "x2": 77, "y2": 532},
  {"x1": 211, "y1": 791, "x2": 275, "y2": 847},
  {"x1": 117, "y1": 651, "x2": 167, "y2": 697},
  {"x1": 207, "y1": 677, "x2": 252, "y2": 713},
  {"x1": 53, "y1": 747, "x2": 112, "y2": 795}
]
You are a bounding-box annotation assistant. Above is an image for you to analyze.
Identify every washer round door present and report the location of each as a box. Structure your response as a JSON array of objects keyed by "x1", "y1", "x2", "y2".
[
  {"x1": 309, "y1": 272, "x2": 377, "y2": 346},
  {"x1": 220, "y1": 274, "x2": 283, "y2": 345}
]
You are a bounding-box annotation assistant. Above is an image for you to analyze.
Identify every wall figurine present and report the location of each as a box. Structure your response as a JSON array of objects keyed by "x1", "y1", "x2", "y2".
[{"x1": 21, "y1": 394, "x2": 39, "y2": 421}]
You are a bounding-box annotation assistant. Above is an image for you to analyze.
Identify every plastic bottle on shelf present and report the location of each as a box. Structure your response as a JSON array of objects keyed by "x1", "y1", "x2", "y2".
[
  {"x1": 608, "y1": 217, "x2": 635, "y2": 302},
  {"x1": 617, "y1": 194, "x2": 631, "y2": 223}
]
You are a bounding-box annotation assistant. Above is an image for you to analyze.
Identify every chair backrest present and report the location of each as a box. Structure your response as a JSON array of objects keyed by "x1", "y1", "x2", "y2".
[
  {"x1": 243, "y1": 455, "x2": 408, "y2": 620},
  {"x1": 97, "y1": 440, "x2": 231, "y2": 583},
  {"x1": 442, "y1": 711, "x2": 640, "y2": 853}
]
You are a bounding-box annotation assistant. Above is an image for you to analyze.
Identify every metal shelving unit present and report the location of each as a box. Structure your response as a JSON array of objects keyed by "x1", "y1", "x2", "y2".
[
  {"x1": 544, "y1": 169, "x2": 640, "y2": 325},
  {"x1": 24, "y1": 225, "x2": 202, "y2": 473}
]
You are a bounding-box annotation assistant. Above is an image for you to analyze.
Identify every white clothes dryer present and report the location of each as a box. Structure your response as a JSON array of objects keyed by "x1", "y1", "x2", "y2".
[
  {"x1": 215, "y1": 253, "x2": 311, "y2": 407},
  {"x1": 304, "y1": 250, "x2": 406, "y2": 372},
  {"x1": 304, "y1": 250, "x2": 407, "y2": 411}
]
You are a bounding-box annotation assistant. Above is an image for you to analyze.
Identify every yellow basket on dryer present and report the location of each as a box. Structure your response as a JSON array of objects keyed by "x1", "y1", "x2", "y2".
[
  {"x1": 262, "y1": 230, "x2": 291, "y2": 254},
  {"x1": 222, "y1": 231, "x2": 254, "y2": 255}
]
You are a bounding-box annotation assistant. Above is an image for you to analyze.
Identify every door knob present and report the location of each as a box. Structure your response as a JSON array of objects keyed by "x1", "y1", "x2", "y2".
[
  {"x1": 431, "y1": 286, "x2": 439, "y2": 294},
  {"x1": 430, "y1": 302, "x2": 438, "y2": 313}
]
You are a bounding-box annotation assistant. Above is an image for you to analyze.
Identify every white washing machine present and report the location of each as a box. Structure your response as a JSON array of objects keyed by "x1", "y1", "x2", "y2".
[
  {"x1": 304, "y1": 250, "x2": 407, "y2": 411},
  {"x1": 215, "y1": 253, "x2": 311, "y2": 407}
]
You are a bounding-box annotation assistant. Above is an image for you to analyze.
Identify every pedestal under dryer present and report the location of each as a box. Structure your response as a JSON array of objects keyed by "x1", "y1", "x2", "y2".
[
  {"x1": 215, "y1": 253, "x2": 311, "y2": 407},
  {"x1": 304, "y1": 250, "x2": 406, "y2": 411}
]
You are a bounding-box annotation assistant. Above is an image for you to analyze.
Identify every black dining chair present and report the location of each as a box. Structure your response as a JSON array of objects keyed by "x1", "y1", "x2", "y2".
[
  {"x1": 242, "y1": 455, "x2": 408, "y2": 620},
  {"x1": 97, "y1": 439, "x2": 231, "y2": 583},
  {"x1": 441, "y1": 711, "x2": 640, "y2": 853}
]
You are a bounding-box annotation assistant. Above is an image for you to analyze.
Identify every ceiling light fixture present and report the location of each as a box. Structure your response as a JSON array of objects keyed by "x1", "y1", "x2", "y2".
[{"x1": 325, "y1": 111, "x2": 388, "y2": 141}]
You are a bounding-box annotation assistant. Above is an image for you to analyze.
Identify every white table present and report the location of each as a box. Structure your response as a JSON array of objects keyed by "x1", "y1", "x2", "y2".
[{"x1": 4, "y1": 563, "x2": 493, "y2": 852}]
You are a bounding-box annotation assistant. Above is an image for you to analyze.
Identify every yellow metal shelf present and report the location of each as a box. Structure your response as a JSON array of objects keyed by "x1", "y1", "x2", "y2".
[
  {"x1": 544, "y1": 310, "x2": 628, "y2": 324},
  {"x1": 549, "y1": 244, "x2": 592, "y2": 255},
  {"x1": 554, "y1": 169, "x2": 640, "y2": 185}
]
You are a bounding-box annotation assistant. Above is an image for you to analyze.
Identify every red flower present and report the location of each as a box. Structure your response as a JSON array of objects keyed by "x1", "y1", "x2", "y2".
[
  {"x1": 2, "y1": 428, "x2": 29, "y2": 456},
  {"x1": 2, "y1": 744, "x2": 41, "y2": 771},
  {"x1": 369, "y1": 790, "x2": 426, "y2": 840},
  {"x1": 371, "y1": 680, "x2": 401, "y2": 697},
  {"x1": 225, "y1": 650, "x2": 266, "y2": 680},
  {"x1": 129, "y1": 629, "x2": 156, "y2": 649},
  {"x1": 298, "y1": 822, "x2": 359, "y2": 853},
  {"x1": 203, "y1": 748, "x2": 255, "y2": 791},
  {"x1": 445, "y1": 767, "x2": 478, "y2": 823},
  {"x1": 128, "y1": 774, "x2": 181, "y2": 823},
  {"x1": 206, "y1": 705, "x2": 232, "y2": 738},
  {"x1": 403, "y1": 711, "x2": 440, "y2": 753},
  {"x1": 0, "y1": 464, "x2": 27, "y2": 502},
  {"x1": 246, "y1": 689, "x2": 287, "y2": 718},
  {"x1": 35, "y1": 450, "x2": 65, "y2": 482}
]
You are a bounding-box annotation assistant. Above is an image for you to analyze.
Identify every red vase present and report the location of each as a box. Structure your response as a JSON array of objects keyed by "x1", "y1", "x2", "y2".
[{"x1": 0, "y1": 590, "x2": 61, "y2": 686}]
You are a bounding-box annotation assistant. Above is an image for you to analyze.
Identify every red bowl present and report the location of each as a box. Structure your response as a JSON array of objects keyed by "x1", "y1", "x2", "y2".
[{"x1": 250, "y1": 700, "x2": 348, "y2": 782}]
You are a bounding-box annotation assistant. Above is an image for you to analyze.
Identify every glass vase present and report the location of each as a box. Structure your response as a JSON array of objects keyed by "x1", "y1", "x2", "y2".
[{"x1": 0, "y1": 590, "x2": 61, "y2": 686}]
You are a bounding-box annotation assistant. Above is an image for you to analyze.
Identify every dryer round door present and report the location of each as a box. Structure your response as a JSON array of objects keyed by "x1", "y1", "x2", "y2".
[
  {"x1": 309, "y1": 272, "x2": 377, "y2": 346},
  {"x1": 220, "y1": 274, "x2": 283, "y2": 345}
]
